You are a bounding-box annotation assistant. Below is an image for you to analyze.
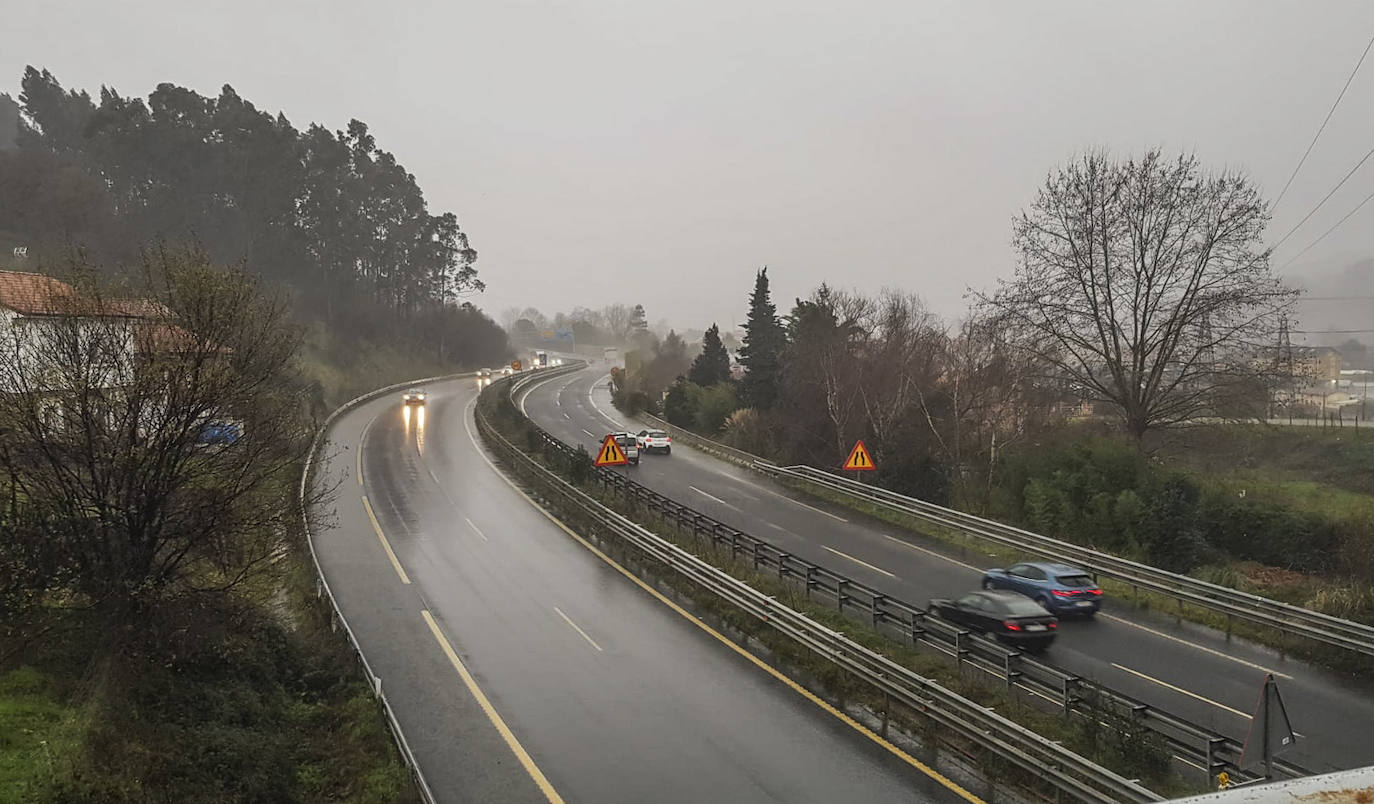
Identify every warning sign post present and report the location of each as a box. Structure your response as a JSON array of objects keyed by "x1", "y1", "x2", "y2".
[
  {"x1": 595, "y1": 434, "x2": 629, "y2": 467},
  {"x1": 843, "y1": 440, "x2": 876, "y2": 472}
]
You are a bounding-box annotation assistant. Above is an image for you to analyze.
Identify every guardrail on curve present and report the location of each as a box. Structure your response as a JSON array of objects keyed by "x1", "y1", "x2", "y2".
[
  {"x1": 486, "y1": 375, "x2": 1165, "y2": 803},
  {"x1": 527, "y1": 402, "x2": 1311, "y2": 783},
  {"x1": 634, "y1": 413, "x2": 1374, "y2": 660}
]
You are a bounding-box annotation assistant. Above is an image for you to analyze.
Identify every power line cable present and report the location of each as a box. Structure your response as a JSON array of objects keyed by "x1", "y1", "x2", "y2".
[
  {"x1": 1280, "y1": 184, "x2": 1374, "y2": 268},
  {"x1": 1272, "y1": 143, "x2": 1374, "y2": 250},
  {"x1": 1274, "y1": 33, "x2": 1374, "y2": 208}
]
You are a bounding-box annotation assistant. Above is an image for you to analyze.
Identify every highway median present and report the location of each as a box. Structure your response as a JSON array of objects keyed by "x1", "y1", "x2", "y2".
[{"x1": 476, "y1": 369, "x2": 1195, "y2": 803}]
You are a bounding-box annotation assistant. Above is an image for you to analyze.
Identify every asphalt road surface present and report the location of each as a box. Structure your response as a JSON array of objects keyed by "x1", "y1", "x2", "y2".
[
  {"x1": 310, "y1": 377, "x2": 972, "y2": 803},
  {"x1": 520, "y1": 364, "x2": 1374, "y2": 775}
]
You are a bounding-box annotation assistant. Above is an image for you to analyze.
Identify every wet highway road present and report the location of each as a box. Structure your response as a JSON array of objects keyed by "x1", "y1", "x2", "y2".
[
  {"x1": 311, "y1": 377, "x2": 973, "y2": 803},
  {"x1": 521, "y1": 364, "x2": 1374, "y2": 775}
]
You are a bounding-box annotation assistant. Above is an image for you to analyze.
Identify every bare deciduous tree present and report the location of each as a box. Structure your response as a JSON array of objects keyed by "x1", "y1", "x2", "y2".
[
  {"x1": 978, "y1": 149, "x2": 1298, "y2": 439},
  {"x1": 857, "y1": 291, "x2": 943, "y2": 463},
  {"x1": 0, "y1": 247, "x2": 317, "y2": 615}
]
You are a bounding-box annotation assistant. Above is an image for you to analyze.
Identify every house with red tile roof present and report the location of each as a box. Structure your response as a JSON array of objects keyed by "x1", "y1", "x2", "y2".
[{"x1": 0, "y1": 270, "x2": 170, "y2": 394}]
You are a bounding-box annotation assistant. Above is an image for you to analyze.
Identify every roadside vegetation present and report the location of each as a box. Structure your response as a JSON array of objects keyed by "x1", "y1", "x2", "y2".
[
  {"x1": 590, "y1": 150, "x2": 1374, "y2": 670},
  {"x1": 0, "y1": 69, "x2": 512, "y2": 801},
  {"x1": 0, "y1": 253, "x2": 417, "y2": 803}
]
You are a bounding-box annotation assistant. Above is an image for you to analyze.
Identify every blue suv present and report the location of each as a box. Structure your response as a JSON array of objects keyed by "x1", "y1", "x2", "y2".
[{"x1": 982, "y1": 561, "x2": 1102, "y2": 616}]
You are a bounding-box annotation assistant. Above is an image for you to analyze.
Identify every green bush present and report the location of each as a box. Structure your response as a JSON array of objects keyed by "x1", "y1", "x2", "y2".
[{"x1": 999, "y1": 436, "x2": 1361, "y2": 575}]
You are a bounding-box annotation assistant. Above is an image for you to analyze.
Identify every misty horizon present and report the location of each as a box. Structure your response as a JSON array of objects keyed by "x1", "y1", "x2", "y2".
[{"x1": 6, "y1": 1, "x2": 1374, "y2": 341}]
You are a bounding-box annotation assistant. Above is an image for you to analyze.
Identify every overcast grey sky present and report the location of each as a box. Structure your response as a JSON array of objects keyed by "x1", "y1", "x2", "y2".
[{"x1": 6, "y1": 1, "x2": 1374, "y2": 333}]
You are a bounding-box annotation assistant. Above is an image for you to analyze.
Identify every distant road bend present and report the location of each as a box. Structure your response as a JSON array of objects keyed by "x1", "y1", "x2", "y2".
[
  {"x1": 311, "y1": 376, "x2": 973, "y2": 803},
  {"x1": 518, "y1": 363, "x2": 1374, "y2": 776}
]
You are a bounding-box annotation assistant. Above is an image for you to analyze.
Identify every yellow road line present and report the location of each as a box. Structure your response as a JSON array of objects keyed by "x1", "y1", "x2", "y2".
[
  {"x1": 1111, "y1": 663, "x2": 1252, "y2": 719},
  {"x1": 461, "y1": 399, "x2": 982, "y2": 804},
  {"x1": 1099, "y1": 614, "x2": 1293, "y2": 679},
  {"x1": 361, "y1": 495, "x2": 412, "y2": 584},
  {"x1": 421, "y1": 610, "x2": 565, "y2": 804},
  {"x1": 553, "y1": 606, "x2": 604, "y2": 652},
  {"x1": 822, "y1": 545, "x2": 896, "y2": 578}
]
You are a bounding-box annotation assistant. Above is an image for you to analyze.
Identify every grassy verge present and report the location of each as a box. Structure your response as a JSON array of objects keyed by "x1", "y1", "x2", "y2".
[
  {"x1": 298, "y1": 323, "x2": 465, "y2": 410},
  {"x1": 0, "y1": 538, "x2": 416, "y2": 804},
  {"x1": 482, "y1": 388, "x2": 1200, "y2": 799}
]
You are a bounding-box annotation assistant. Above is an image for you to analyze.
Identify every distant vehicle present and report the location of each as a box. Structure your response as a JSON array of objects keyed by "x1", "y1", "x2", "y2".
[
  {"x1": 982, "y1": 562, "x2": 1102, "y2": 616},
  {"x1": 928, "y1": 590, "x2": 1058, "y2": 652},
  {"x1": 198, "y1": 419, "x2": 242, "y2": 446},
  {"x1": 402, "y1": 388, "x2": 427, "y2": 406},
  {"x1": 501, "y1": 366, "x2": 514, "y2": 376},
  {"x1": 636, "y1": 429, "x2": 671, "y2": 454},
  {"x1": 603, "y1": 346, "x2": 619, "y2": 365},
  {"x1": 478, "y1": 368, "x2": 493, "y2": 378},
  {"x1": 611, "y1": 432, "x2": 640, "y2": 465},
  {"x1": 534, "y1": 350, "x2": 548, "y2": 368}
]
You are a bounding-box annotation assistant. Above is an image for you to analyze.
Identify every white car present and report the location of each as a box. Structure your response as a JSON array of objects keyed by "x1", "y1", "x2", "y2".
[
  {"x1": 637, "y1": 429, "x2": 671, "y2": 454},
  {"x1": 402, "y1": 388, "x2": 427, "y2": 406}
]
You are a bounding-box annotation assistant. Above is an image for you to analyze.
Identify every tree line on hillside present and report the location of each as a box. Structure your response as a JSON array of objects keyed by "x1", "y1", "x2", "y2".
[
  {"x1": 500, "y1": 302, "x2": 709, "y2": 351},
  {"x1": 0, "y1": 69, "x2": 508, "y2": 371}
]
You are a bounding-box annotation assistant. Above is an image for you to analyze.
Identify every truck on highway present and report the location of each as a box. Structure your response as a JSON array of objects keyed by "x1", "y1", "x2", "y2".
[{"x1": 533, "y1": 350, "x2": 548, "y2": 368}]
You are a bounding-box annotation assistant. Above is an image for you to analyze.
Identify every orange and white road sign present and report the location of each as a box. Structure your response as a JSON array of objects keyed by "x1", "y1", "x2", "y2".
[
  {"x1": 843, "y1": 440, "x2": 876, "y2": 471},
  {"x1": 595, "y1": 434, "x2": 628, "y2": 467}
]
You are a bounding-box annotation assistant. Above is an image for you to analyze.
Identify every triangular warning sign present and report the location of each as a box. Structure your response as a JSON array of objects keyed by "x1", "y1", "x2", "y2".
[
  {"x1": 595, "y1": 434, "x2": 628, "y2": 467},
  {"x1": 844, "y1": 440, "x2": 875, "y2": 471}
]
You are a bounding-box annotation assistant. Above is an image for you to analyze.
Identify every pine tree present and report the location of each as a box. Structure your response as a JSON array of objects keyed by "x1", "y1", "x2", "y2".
[
  {"x1": 689, "y1": 323, "x2": 731, "y2": 386},
  {"x1": 738, "y1": 268, "x2": 785, "y2": 409}
]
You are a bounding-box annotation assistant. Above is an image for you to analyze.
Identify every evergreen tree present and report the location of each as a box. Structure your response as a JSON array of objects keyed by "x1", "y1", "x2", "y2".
[
  {"x1": 689, "y1": 323, "x2": 731, "y2": 386},
  {"x1": 738, "y1": 268, "x2": 785, "y2": 409}
]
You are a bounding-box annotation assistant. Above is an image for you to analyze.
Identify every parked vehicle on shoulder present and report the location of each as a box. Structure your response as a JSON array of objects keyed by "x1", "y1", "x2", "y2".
[
  {"x1": 402, "y1": 388, "x2": 427, "y2": 406},
  {"x1": 637, "y1": 429, "x2": 671, "y2": 454},
  {"x1": 982, "y1": 561, "x2": 1102, "y2": 616},
  {"x1": 611, "y1": 432, "x2": 640, "y2": 465},
  {"x1": 928, "y1": 590, "x2": 1058, "y2": 652}
]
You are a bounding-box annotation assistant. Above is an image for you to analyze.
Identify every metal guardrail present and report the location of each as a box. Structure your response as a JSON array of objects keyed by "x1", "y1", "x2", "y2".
[
  {"x1": 300, "y1": 369, "x2": 491, "y2": 804},
  {"x1": 485, "y1": 377, "x2": 1164, "y2": 804},
  {"x1": 637, "y1": 413, "x2": 1374, "y2": 660},
  {"x1": 767, "y1": 465, "x2": 1374, "y2": 659},
  {"x1": 534, "y1": 405, "x2": 1313, "y2": 785}
]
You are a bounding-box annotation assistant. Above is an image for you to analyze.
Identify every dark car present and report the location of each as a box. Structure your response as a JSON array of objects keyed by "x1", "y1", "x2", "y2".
[
  {"x1": 928, "y1": 590, "x2": 1058, "y2": 652},
  {"x1": 982, "y1": 561, "x2": 1102, "y2": 616}
]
